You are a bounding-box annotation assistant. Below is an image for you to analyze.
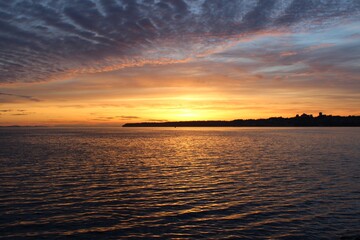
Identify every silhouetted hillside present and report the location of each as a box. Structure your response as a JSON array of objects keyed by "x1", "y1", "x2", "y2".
[{"x1": 123, "y1": 113, "x2": 360, "y2": 127}]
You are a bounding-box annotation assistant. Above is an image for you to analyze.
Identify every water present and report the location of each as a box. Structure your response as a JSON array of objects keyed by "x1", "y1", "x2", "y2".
[{"x1": 0, "y1": 127, "x2": 359, "y2": 239}]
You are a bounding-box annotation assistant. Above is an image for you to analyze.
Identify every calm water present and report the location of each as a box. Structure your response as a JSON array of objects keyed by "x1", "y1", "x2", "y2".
[{"x1": 0, "y1": 127, "x2": 359, "y2": 239}]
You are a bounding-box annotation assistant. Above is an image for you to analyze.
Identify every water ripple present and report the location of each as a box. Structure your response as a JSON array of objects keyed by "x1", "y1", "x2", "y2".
[{"x1": 0, "y1": 127, "x2": 359, "y2": 239}]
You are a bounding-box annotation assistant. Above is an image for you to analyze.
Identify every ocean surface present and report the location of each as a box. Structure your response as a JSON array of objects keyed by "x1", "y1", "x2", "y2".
[{"x1": 0, "y1": 127, "x2": 359, "y2": 239}]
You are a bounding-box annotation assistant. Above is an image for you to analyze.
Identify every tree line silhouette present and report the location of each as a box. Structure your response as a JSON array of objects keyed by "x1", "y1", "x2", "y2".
[{"x1": 123, "y1": 113, "x2": 360, "y2": 127}]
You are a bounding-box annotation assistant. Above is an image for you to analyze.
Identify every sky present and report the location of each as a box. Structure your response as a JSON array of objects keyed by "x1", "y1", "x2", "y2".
[{"x1": 0, "y1": 0, "x2": 359, "y2": 126}]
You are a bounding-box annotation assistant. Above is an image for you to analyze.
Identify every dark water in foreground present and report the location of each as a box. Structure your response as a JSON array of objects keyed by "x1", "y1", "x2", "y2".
[{"x1": 0, "y1": 127, "x2": 359, "y2": 239}]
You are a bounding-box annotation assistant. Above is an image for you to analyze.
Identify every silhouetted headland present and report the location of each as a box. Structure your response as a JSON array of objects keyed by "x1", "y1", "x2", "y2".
[{"x1": 123, "y1": 113, "x2": 360, "y2": 127}]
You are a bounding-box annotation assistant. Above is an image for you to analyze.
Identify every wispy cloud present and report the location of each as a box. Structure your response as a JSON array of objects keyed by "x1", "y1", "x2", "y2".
[
  {"x1": 91, "y1": 115, "x2": 139, "y2": 121},
  {"x1": 0, "y1": 0, "x2": 359, "y2": 83},
  {"x1": 146, "y1": 119, "x2": 168, "y2": 122},
  {"x1": 120, "y1": 115, "x2": 140, "y2": 120},
  {"x1": 11, "y1": 113, "x2": 32, "y2": 116},
  {"x1": 0, "y1": 109, "x2": 34, "y2": 116},
  {"x1": 0, "y1": 92, "x2": 41, "y2": 102},
  {"x1": 92, "y1": 116, "x2": 115, "y2": 121}
]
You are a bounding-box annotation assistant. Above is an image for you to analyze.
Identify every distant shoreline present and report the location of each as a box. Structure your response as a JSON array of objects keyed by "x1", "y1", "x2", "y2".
[
  {"x1": 123, "y1": 113, "x2": 360, "y2": 127},
  {"x1": 0, "y1": 125, "x2": 46, "y2": 128}
]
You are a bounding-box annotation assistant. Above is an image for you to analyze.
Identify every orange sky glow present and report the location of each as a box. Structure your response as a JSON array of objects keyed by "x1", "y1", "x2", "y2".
[{"x1": 1, "y1": 1, "x2": 359, "y2": 126}]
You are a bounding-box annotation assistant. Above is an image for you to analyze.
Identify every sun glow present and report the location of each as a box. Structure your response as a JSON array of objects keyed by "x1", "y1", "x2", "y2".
[{"x1": 174, "y1": 108, "x2": 202, "y2": 120}]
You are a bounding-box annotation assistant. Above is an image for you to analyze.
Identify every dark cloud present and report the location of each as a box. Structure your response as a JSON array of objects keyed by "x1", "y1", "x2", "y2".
[{"x1": 0, "y1": 0, "x2": 359, "y2": 83}]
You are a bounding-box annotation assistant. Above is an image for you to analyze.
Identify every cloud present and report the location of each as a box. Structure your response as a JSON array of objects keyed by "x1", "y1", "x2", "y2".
[
  {"x1": 146, "y1": 119, "x2": 168, "y2": 122},
  {"x1": 0, "y1": 109, "x2": 27, "y2": 112},
  {"x1": 90, "y1": 115, "x2": 140, "y2": 121},
  {"x1": 11, "y1": 113, "x2": 32, "y2": 116},
  {"x1": 0, "y1": 92, "x2": 41, "y2": 102},
  {"x1": 207, "y1": 23, "x2": 360, "y2": 91},
  {"x1": 119, "y1": 115, "x2": 139, "y2": 119},
  {"x1": 0, "y1": 109, "x2": 34, "y2": 116},
  {"x1": 0, "y1": 0, "x2": 359, "y2": 83},
  {"x1": 92, "y1": 116, "x2": 115, "y2": 121}
]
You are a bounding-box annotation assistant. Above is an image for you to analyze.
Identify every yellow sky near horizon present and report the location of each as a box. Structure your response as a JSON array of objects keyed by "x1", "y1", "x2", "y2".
[{"x1": 1, "y1": 62, "x2": 359, "y2": 126}]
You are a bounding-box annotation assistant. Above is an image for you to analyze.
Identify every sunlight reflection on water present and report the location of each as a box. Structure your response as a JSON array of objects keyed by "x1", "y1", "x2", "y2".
[{"x1": 0, "y1": 127, "x2": 359, "y2": 239}]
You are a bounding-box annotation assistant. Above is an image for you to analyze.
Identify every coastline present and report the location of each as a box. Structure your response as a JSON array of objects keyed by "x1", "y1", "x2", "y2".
[{"x1": 123, "y1": 113, "x2": 360, "y2": 127}]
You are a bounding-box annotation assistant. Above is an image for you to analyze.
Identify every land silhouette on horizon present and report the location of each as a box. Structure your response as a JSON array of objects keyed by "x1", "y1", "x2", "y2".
[{"x1": 123, "y1": 113, "x2": 360, "y2": 127}]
